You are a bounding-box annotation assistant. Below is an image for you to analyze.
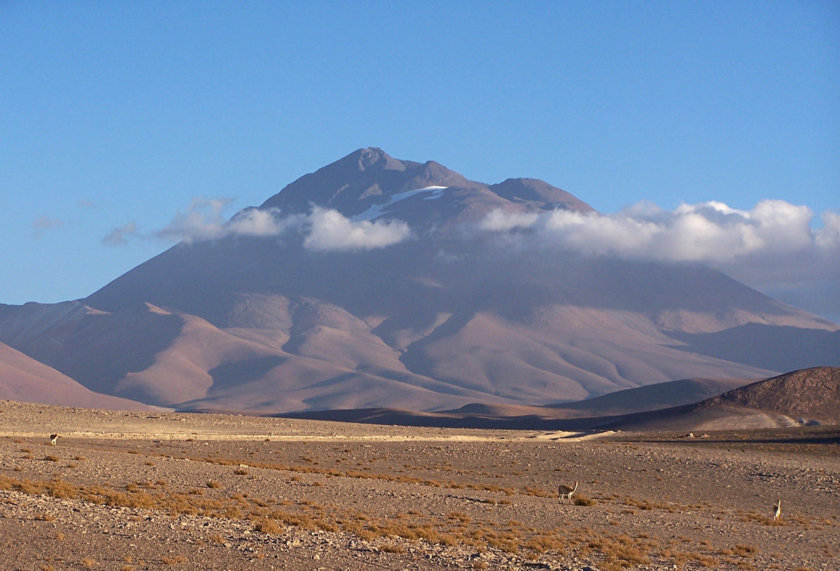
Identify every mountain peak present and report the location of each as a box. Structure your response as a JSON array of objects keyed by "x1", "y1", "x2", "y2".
[
  {"x1": 489, "y1": 178, "x2": 595, "y2": 213},
  {"x1": 10, "y1": 148, "x2": 833, "y2": 415},
  {"x1": 260, "y1": 148, "x2": 470, "y2": 217},
  {"x1": 336, "y1": 147, "x2": 408, "y2": 173},
  {"x1": 353, "y1": 147, "x2": 399, "y2": 171}
]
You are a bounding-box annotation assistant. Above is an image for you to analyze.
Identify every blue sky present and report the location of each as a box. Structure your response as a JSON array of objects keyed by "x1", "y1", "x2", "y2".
[{"x1": 1, "y1": 2, "x2": 838, "y2": 319}]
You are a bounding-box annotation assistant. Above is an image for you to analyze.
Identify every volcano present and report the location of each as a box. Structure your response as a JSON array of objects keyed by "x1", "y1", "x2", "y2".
[{"x1": 1, "y1": 148, "x2": 837, "y2": 412}]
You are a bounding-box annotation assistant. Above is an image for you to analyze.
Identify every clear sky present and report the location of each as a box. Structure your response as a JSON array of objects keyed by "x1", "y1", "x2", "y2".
[{"x1": 1, "y1": 2, "x2": 838, "y2": 319}]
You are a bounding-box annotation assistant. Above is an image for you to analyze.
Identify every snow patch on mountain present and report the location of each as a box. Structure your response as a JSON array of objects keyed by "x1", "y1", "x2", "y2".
[{"x1": 354, "y1": 186, "x2": 448, "y2": 222}]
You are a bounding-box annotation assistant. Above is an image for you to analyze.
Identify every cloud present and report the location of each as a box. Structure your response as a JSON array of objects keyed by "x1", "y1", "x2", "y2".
[
  {"x1": 478, "y1": 209, "x2": 539, "y2": 232},
  {"x1": 480, "y1": 199, "x2": 834, "y2": 264},
  {"x1": 479, "y1": 200, "x2": 840, "y2": 320},
  {"x1": 156, "y1": 197, "x2": 234, "y2": 242},
  {"x1": 32, "y1": 216, "x2": 63, "y2": 237},
  {"x1": 154, "y1": 199, "x2": 295, "y2": 243},
  {"x1": 150, "y1": 198, "x2": 410, "y2": 252},
  {"x1": 816, "y1": 211, "x2": 840, "y2": 250},
  {"x1": 304, "y1": 206, "x2": 411, "y2": 251},
  {"x1": 106, "y1": 199, "x2": 294, "y2": 245},
  {"x1": 227, "y1": 207, "x2": 301, "y2": 237},
  {"x1": 157, "y1": 198, "x2": 302, "y2": 242},
  {"x1": 102, "y1": 222, "x2": 139, "y2": 246}
]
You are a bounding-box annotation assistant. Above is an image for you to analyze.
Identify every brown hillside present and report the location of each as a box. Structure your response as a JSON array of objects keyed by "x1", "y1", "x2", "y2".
[
  {"x1": 2, "y1": 149, "x2": 837, "y2": 414},
  {"x1": 0, "y1": 342, "x2": 156, "y2": 411},
  {"x1": 709, "y1": 366, "x2": 840, "y2": 424}
]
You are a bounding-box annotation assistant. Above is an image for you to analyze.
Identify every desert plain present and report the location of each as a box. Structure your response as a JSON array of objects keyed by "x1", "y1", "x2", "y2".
[{"x1": 0, "y1": 400, "x2": 838, "y2": 570}]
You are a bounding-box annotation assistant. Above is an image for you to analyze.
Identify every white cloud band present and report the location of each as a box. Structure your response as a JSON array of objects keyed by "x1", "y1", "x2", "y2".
[
  {"x1": 481, "y1": 199, "x2": 836, "y2": 264},
  {"x1": 134, "y1": 199, "x2": 411, "y2": 252},
  {"x1": 105, "y1": 195, "x2": 838, "y2": 319},
  {"x1": 479, "y1": 200, "x2": 840, "y2": 320},
  {"x1": 304, "y1": 206, "x2": 411, "y2": 251}
]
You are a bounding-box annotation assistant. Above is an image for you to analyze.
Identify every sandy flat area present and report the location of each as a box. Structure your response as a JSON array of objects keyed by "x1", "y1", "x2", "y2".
[{"x1": 1, "y1": 400, "x2": 838, "y2": 570}]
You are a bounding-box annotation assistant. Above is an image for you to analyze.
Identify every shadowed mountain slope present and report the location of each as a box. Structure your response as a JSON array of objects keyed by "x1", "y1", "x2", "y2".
[
  {"x1": 1, "y1": 149, "x2": 837, "y2": 413},
  {"x1": 297, "y1": 368, "x2": 838, "y2": 431},
  {"x1": 602, "y1": 367, "x2": 840, "y2": 431},
  {"x1": 550, "y1": 377, "x2": 753, "y2": 415},
  {"x1": 0, "y1": 341, "x2": 156, "y2": 410},
  {"x1": 708, "y1": 366, "x2": 840, "y2": 422},
  {"x1": 671, "y1": 324, "x2": 840, "y2": 371},
  {"x1": 279, "y1": 376, "x2": 754, "y2": 428}
]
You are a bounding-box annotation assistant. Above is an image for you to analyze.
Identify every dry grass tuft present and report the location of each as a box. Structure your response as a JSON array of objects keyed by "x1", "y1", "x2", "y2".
[
  {"x1": 47, "y1": 479, "x2": 78, "y2": 499},
  {"x1": 34, "y1": 513, "x2": 56, "y2": 521},
  {"x1": 379, "y1": 543, "x2": 405, "y2": 553},
  {"x1": 253, "y1": 518, "x2": 283, "y2": 534}
]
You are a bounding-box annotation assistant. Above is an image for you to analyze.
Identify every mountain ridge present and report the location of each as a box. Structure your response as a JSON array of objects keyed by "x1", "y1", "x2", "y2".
[
  {"x1": 1, "y1": 148, "x2": 837, "y2": 414},
  {"x1": 259, "y1": 148, "x2": 477, "y2": 218}
]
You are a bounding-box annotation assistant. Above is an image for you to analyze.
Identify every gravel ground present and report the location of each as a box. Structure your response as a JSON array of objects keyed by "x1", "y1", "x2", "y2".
[{"x1": 1, "y1": 401, "x2": 838, "y2": 570}]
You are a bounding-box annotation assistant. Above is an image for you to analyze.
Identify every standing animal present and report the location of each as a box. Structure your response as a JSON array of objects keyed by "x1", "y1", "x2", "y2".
[
  {"x1": 774, "y1": 499, "x2": 781, "y2": 520},
  {"x1": 559, "y1": 481, "x2": 579, "y2": 504},
  {"x1": 49, "y1": 434, "x2": 59, "y2": 446}
]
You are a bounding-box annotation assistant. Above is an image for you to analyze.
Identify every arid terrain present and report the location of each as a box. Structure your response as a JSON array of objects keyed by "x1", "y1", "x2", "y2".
[
  {"x1": 5, "y1": 148, "x2": 838, "y2": 416},
  {"x1": 1, "y1": 401, "x2": 838, "y2": 570}
]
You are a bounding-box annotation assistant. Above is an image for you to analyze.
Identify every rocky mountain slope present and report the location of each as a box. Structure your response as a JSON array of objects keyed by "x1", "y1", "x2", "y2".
[
  {"x1": 602, "y1": 367, "x2": 840, "y2": 431},
  {"x1": 708, "y1": 366, "x2": 840, "y2": 423},
  {"x1": 1, "y1": 148, "x2": 837, "y2": 413}
]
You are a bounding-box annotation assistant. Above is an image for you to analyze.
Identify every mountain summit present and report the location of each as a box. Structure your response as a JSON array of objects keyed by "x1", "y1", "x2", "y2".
[
  {"x1": 260, "y1": 148, "x2": 474, "y2": 218},
  {"x1": 259, "y1": 148, "x2": 591, "y2": 226},
  {"x1": 1, "y1": 149, "x2": 837, "y2": 413}
]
